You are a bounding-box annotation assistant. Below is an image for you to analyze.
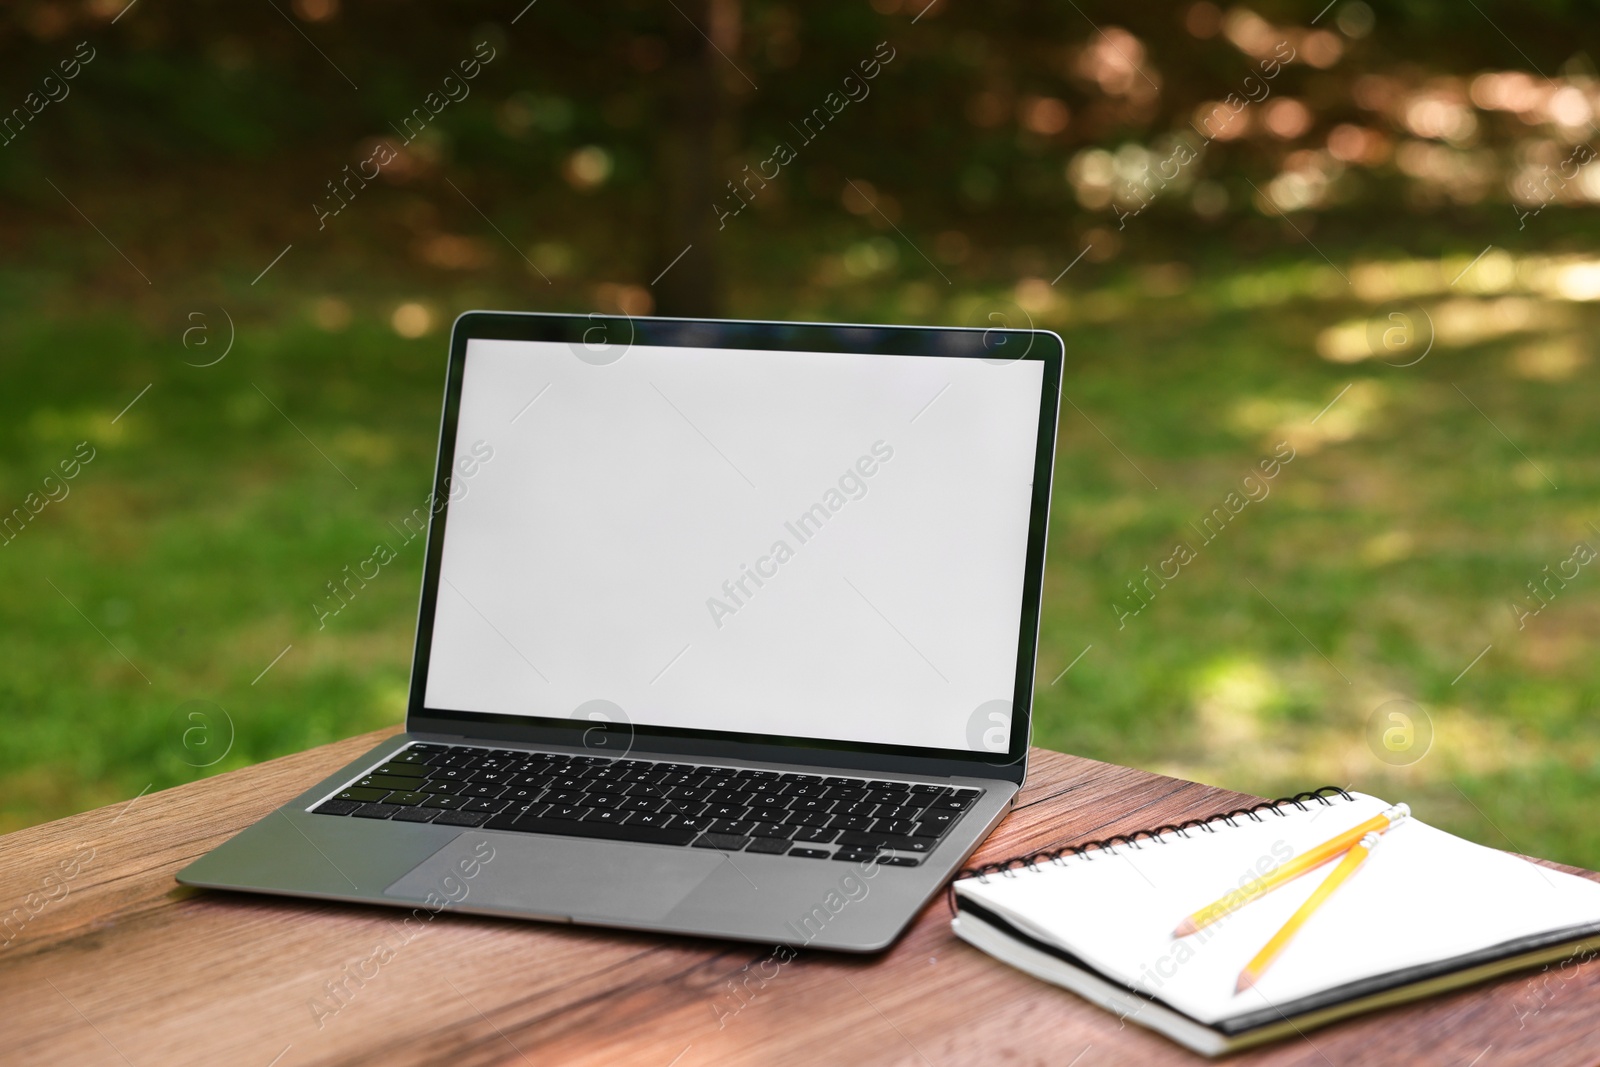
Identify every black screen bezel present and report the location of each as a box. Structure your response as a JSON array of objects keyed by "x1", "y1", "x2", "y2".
[{"x1": 404, "y1": 311, "x2": 1062, "y2": 784}]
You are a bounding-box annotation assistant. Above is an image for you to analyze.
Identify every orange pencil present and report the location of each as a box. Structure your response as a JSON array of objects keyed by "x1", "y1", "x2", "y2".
[
  {"x1": 1173, "y1": 803, "x2": 1408, "y2": 937},
  {"x1": 1235, "y1": 831, "x2": 1382, "y2": 994}
]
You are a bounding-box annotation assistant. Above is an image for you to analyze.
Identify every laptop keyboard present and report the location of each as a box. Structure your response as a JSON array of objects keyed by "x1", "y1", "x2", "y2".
[{"x1": 309, "y1": 743, "x2": 983, "y2": 866}]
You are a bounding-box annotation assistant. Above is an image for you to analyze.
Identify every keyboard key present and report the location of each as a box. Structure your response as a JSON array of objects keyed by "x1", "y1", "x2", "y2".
[
  {"x1": 881, "y1": 804, "x2": 930, "y2": 823},
  {"x1": 672, "y1": 815, "x2": 714, "y2": 833},
  {"x1": 546, "y1": 805, "x2": 591, "y2": 820},
  {"x1": 625, "y1": 811, "x2": 675, "y2": 829},
  {"x1": 419, "y1": 793, "x2": 467, "y2": 810},
  {"x1": 391, "y1": 807, "x2": 440, "y2": 823},
  {"x1": 692, "y1": 833, "x2": 751, "y2": 851},
  {"x1": 834, "y1": 832, "x2": 935, "y2": 853},
  {"x1": 387, "y1": 750, "x2": 429, "y2": 765},
  {"x1": 463, "y1": 799, "x2": 508, "y2": 813},
  {"x1": 433, "y1": 810, "x2": 490, "y2": 827},
  {"x1": 872, "y1": 818, "x2": 916, "y2": 836},
  {"x1": 786, "y1": 810, "x2": 833, "y2": 827},
  {"x1": 313, "y1": 799, "x2": 362, "y2": 816},
  {"x1": 460, "y1": 784, "x2": 505, "y2": 799},
  {"x1": 876, "y1": 855, "x2": 921, "y2": 867},
  {"x1": 790, "y1": 826, "x2": 839, "y2": 843},
  {"x1": 653, "y1": 772, "x2": 696, "y2": 787},
  {"x1": 832, "y1": 848, "x2": 879, "y2": 863},
  {"x1": 484, "y1": 813, "x2": 696, "y2": 846},
  {"x1": 418, "y1": 779, "x2": 463, "y2": 795},
  {"x1": 745, "y1": 838, "x2": 791, "y2": 855},
  {"x1": 789, "y1": 847, "x2": 830, "y2": 859},
  {"x1": 336, "y1": 787, "x2": 391, "y2": 803},
  {"x1": 914, "y1": 811, "x2": 959, "y2": 836},
  {"x1": 829, "y1": 815, "x2": 875, "y2": 833},
  {"x1": 385, "y1": 791, "x2": 429, "y2": 806},
  {"x1": 748, "y1": 822, "x2": 796, "y2": 839},
  {"x1": 501, "y1": 802, "x2": 547, "y2": 821},
  {"x1": 353, "y1": 803, "x2": 404, "y2": 819},
  {"x1": 931, "y1": 794, "x2": 979, "y2": 811},
  {"x1": 710, "y1": 819, "x2": 756, "y2": 836},
  {"x1": 374, "y1": 762, "x2": 427, "y2": 778}
]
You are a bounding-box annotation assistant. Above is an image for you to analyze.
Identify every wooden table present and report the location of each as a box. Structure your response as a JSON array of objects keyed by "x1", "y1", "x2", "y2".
[{"x1": 5, "y1": 729, "x2": 1598, "y2": 1066}]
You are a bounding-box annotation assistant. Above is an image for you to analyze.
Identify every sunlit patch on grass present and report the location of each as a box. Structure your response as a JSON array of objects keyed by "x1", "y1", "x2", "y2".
[
  {"x1": 1425, "y1": 705, "x2": 1538, "y2": 777},
  {"x1": 1317, "y1": 297, "x2": 1557, "y2": 362},
  {"x1": 1510, "y1": 334, "x2": 1588, "y2": 381},
  {"x1": 28, "y1": 406, "x2": 132, "y2": 448},
  {"x1": 331, "y1": 427, "x2": 396, "y2": 466},
  {"x1": 1360, "y1": 528, "x2": 1414, "y2": 567},
  {"x1": 1229, "y1": 379, "x2": 1383, "y2": 453},
  {"x1": 1512, "y1": 462, "x2": 1557, "y2": 491},
  {"x1": 1345, "y1": 252, "x2": 1600, "y2": 304},
  {"x1": 1191, "y1": 656, "x2": 1279, "y2": 752}
]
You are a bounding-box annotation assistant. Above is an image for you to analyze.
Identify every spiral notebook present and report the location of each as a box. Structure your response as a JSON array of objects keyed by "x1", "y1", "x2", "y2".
[{"x1": 950, "y1": 789, "x2": 1600, "y2": 1056}]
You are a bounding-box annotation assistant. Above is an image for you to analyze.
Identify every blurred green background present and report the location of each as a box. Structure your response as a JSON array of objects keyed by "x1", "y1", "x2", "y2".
[{"x1": 3, "y1": 0, "x2": 1599, "y2": 868}]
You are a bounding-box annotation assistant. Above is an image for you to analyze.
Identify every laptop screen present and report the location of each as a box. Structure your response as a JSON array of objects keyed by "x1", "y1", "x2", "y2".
[{"x1": 422, "y1": 337, "x2": 1047, "y2": 754}]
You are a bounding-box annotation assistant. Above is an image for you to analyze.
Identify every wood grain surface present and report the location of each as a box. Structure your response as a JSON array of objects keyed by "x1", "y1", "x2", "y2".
[{"x1": 3, "y1": 730, "x2": 1598, "y2": 1066}]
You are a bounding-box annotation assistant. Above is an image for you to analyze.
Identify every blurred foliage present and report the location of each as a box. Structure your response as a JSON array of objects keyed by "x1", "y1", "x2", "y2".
[
  {"x1": 5, "y1": 0, "x2": 1600, "y2": 296},
  {"x1": 1, "y1": 1, "x2": 1599, "y2": 871}
]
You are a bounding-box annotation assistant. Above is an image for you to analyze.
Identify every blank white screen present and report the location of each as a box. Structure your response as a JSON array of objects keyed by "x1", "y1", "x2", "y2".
[{"x1": 422, "y1": 337, "x2": 1046, "y2": 752}]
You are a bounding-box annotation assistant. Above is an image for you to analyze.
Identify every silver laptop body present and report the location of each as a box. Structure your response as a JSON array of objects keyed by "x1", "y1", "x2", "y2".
[{"x1": 178, "y1": 311, "x2": 1063, "y2": 952}]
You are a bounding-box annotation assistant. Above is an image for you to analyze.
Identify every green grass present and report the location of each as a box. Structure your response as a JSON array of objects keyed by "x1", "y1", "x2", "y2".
[{"x1": 3, "y1": 254, "x2": 1598, "y2": 870}]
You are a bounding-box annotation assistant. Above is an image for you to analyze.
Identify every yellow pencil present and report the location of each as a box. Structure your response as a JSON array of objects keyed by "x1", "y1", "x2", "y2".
[
  {"x1": 1235, "y1": 831, "x2": 1382, "y2": 994},
  {"x1": 1173, "y1": 803, "x2": 1408, "y2": 937}
]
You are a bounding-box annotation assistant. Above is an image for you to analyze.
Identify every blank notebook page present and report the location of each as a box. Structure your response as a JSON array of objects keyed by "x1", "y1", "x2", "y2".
[{"x1": 958, "y1": 792, "x2": 1600, "y2": 1025}]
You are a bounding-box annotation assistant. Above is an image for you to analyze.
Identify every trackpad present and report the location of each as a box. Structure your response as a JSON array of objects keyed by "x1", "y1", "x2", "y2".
[{"x1": 384, "y1": 832, "x2": 722, "y2": 922}]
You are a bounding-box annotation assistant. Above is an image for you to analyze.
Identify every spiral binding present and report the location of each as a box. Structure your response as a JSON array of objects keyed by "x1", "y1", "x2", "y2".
[{"x1": 945, "y1": 786, "x2": 1353, "y2": 915}]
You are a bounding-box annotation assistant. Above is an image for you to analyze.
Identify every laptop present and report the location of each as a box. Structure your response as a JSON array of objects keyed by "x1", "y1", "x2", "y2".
[{"x1": 178, "y1": 311, "x2": 1063, "y2": 952}]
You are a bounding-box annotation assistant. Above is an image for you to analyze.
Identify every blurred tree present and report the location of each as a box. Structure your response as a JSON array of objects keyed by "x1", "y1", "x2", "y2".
[{"x1": 650, "y1": 0, "x2": 734, "y2": 316}]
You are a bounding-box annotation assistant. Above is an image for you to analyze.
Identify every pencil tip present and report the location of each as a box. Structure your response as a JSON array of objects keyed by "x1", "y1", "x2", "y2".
[
  {"x1": 1173, "y1": 919, "x2": 1196, "y2": 938},
  {"x1": 1236, "y1": 973, "x2": 1256, "y2": 994}
]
